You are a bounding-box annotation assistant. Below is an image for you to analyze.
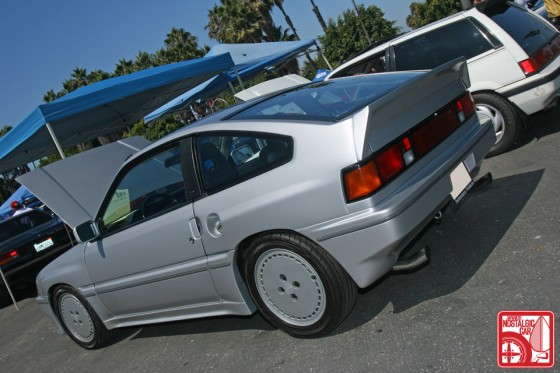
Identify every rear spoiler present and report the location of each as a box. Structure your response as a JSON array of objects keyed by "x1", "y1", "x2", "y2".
[{"x1": 360, "y1": 58, "x2": 470, "y2": 158}]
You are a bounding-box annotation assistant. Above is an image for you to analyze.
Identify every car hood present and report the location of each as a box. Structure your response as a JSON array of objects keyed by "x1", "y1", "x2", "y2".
[{"x1": 17, "y1": 136, "x2": 151, "y2": 228}]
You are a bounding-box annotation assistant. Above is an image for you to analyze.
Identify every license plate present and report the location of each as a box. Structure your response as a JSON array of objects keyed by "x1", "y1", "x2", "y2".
[
  {"x1": 450, "y1": 162, "x2": 474, "y2": 203},
  {"x1": 34, "y1": 238, "x2": 54, "y2": 252}
]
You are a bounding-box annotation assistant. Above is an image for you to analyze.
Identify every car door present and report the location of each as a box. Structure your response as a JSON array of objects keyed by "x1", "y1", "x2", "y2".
[
  {"x1": 191, "y1": 132, "x2": 293, "y2": 257},
  {"x1": 84, "y1": 140, "x2": 220, "y2": 316}
]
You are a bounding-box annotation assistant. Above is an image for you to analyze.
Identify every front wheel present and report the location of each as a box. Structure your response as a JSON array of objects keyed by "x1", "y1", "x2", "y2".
[
  {"x1": 53, "y1": 285, "x2": 114, "y2": 349},
  {"x1": 473, "y1": 93, "x2": 521, "y2": 157},
  {"x1": 242, "y1": 232, "x2": 356, "y2": 337}
]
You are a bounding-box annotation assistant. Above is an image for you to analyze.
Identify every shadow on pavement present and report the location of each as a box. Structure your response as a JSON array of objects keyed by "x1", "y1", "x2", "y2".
[{"x1": 512, "y1": 106, "x2": 560, "y2": 151}]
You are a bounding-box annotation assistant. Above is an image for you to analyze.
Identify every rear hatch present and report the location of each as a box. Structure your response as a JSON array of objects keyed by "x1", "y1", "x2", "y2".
[
  {"x1": 360, "y1": 58, "x2": 472, "y2": 158},
  {"x1": 486, "y1": 3, "x2": 560, "y2": 74},
  {"x1": 342, "y1": 59, "x2": 479, "y2": 203}
]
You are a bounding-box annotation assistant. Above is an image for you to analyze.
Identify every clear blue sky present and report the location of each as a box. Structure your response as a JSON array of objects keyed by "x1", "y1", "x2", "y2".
[{"x1": 0, "y1": 0, "x2": 414, "y2": 127}]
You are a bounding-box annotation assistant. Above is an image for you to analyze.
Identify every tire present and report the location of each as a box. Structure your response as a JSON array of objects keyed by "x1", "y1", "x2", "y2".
[
  {"x1": 53, "y1": 285, "x2": 114, "y2": 349},
  {"x1": 473, "y1": 93, "x2": 521, "y2": 157},
  {"x1": 242, "y1": 232, "x2": 357, "y2": 337},
  {"x1": 499, "y1": 331, "x2": 532, "y2": 365}
]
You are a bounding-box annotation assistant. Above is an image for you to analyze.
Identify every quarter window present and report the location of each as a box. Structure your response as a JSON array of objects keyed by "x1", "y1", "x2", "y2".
[
  {"x1": 101, "y1": 145, "x2": 187, "y2": 232},
  {"x1": 196, "y1": 133, "x2": 293, "y2": 192},
  {"x1": 332, "y1": 52, "x2": 387, "y2": 78},
  {"x1": 394, "y1": 19, "x2": 494, "y2": 71}
]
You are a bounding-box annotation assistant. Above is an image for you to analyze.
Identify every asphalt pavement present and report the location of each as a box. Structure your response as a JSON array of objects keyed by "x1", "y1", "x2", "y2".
[{"x1": 1, "y1": 106, "x2": 559, "y2": 372}]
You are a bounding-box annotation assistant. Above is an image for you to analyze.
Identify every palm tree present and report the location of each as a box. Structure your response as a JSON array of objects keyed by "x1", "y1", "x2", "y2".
[
  {"x1": 164, "y1": 28, "x2": 206, "y2": 61},
  {"x1": 61, "y1": 67, "x2": 88, "y2": 93},
  {"x1": 133, "y1": 51, "x2": 154, "y2": 71},
  {"x1": 206, "y1": 0, "x2": 270, "y2": 43},
  {"x1": 274, "y1": 0, "x2": 317, "y2": 68},
  {"x1": 87, "y1": 69, "x2": 110, "y2": 83},
  {"x1": 43, "y1": 89, "x2": 64, "y2": 103},
  {"x1": 114, "y1": 58, "x2": 134, "y2": 76},
  {"x1": 248, "y1": 0, "x2": 277, "y2": 41},
  {"x1": 310, "y1": 0, "x2": 328, "y2": 33}
]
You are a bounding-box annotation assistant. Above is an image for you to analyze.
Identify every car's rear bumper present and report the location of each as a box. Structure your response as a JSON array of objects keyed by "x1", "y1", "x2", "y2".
[
  {"x1": 299, "y1": 115, "x2": 496, "y2": 288},
  {"x1": 500, "y1": 61, "x2": 560, "y2": 114}
]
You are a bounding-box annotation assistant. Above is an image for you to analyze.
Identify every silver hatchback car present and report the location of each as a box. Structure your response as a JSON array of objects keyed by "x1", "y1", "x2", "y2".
[{"x1": 19, "y1": 59, "x2": 495, "y2": 349}]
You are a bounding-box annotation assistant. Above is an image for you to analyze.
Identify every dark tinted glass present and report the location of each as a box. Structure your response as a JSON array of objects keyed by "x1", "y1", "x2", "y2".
[
  {"x1": 487, "y1": 4, "x2": 556, "y2": 56},
  {"x1": 331, "y1": 52, "x2": 387, "y2": 78},
  {"x1": 229, "y1": 73, "x2": 422, "y2": 122},
  {"x1": 196, "y1": 133, "x2": 292, "y2": 192},
  {"x1": 395, "y1": 19, "x2": 494, "y2": 71}
]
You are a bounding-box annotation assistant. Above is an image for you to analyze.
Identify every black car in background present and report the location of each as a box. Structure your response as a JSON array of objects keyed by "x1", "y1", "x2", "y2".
[{"x1": 0, "y1": 210, "x2": 73, "y2": 304}]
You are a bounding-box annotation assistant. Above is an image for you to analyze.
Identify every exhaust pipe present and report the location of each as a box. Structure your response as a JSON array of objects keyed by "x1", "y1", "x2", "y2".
[{"x1": 392, "y1": 246, "x2": 430, "y2": 272}]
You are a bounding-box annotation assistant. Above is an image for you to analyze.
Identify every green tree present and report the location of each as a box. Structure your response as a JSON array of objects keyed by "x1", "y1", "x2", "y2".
[
  {"x1": 123, "y1": 117, "x2": 183, "y2": 142},
  {"x1": 0, "y1": 125, "x2": 12, "y2": 137},
  {"x1": 317, "y1": 5, "x2": 400, "y2": 68},
  {"x1": 206, "y1": 0, "x2": 294, "y2": 43},
  {"x1": 407, "y1": 0, "x2": 463, "y2": 29},
  {"x1": 154, "y1": 28, "x2": 207, "y2": 65},
  {"x1": 87, "y1": 69, "x2": 111, "y2": 84},
  {"x1": 206, "y1": 0, "x2": 263, "y2": 43},
  {"x1": 114, "y1": 58, "x2": 134, "y2": 76}
]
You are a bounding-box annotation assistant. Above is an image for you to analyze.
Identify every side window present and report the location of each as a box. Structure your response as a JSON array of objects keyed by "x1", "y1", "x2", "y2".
[
  {"x1": 196, "y1": 133, "x2": 292, "y2": 192},
  {"x1": 394, "y1": 19, "x2": 494, "y2": 71},
  {"x1": 101, "y1": 144, "x2": 187, "y2": 233},
  {"x1": 332, "y1": 52, "x2": 387, "y2": 78}
]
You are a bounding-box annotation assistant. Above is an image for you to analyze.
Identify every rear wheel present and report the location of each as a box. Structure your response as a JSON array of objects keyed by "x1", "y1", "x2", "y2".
[
  {"x1": 473, "y1": 93, "x2": 521, "y2": 157},
  {"x1": 242, "y1": 232, "x2": 356, "y2": 337},
  {"x1": 53, "y1": 285, "x2": 113, "y2": 349}
]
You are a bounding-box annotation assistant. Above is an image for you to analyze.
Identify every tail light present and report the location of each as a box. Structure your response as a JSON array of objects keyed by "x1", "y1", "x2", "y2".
[
  {"x1": 519, "y1": 35, "x2": 560, "y2": 76},
  {"x1": 0, "y1": 250, "x2": 19, "y2": 266},
  {"x1": 343, "y1": 92, "x2": 475, "y2": 202}
]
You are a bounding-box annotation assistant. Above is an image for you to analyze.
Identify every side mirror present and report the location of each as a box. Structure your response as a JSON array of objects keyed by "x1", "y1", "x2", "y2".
[{"x1": 74, "y1": 221, "x2": 101, "y2": 243}]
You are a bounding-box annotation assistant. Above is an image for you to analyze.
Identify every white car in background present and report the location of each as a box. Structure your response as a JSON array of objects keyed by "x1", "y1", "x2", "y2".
[{"x1": 327, "y1": 0, "x2": 560, "y2": 156}]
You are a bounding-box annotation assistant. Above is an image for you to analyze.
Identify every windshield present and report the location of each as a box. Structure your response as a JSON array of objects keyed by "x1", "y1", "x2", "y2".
[
  {"x1": 228, "y1": 72, "x2": 422, "y2": 122},
  {"x1": 0, "y1": 211, "x2": 53, "y2": 242},
  {"x1": 487, "y1": 4, "x2": 557, "y2": 56}
]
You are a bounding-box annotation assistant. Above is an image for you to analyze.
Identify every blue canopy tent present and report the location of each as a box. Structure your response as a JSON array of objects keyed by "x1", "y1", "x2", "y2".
[
  {"x1": 144, "y1": 39, "x2": 317, "y2": 123},
  {"x1": 0, "y1": 53, "x2": 235, "y2": 173},
  {"x1": 0, "y1": 186, "x2": 35, "y2": 218}
]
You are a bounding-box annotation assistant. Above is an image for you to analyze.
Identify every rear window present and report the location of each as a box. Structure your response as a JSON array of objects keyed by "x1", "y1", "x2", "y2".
[
  {"x1": 229, "y1": 72, "x2": 422, "y2": 122},
  {"x1": 395, "y1": 19, "x2": 495, "y2": 71},
  {"x1": 487, "y1": 4, "x2": 557, "y2": 56},
  {"x1": 0, "y1": 211, "x2": 53, "y2": 242}
]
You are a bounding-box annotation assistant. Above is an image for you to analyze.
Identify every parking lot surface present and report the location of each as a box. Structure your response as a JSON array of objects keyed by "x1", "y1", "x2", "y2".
[{"x1": 1, "y1": 107, "x2": 559, "y2": 372}]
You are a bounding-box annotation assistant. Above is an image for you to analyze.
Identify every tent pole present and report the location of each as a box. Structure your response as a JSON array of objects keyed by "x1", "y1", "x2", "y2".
[
  {"x1": 315, "y1": 42, "x2": 333, "y2": 70},
  {"x1": 228, "y1": 81, "x2": 236, "y2": 95},
  {"x1": 0, "y1": 268, "x2": 18, "y2": 310},
  {"x1": 45, "y1": 123, "x2": 66, "y2": 159},
  {"x1": 233, "y1": 66, "x2": 245, "y2": 90}
]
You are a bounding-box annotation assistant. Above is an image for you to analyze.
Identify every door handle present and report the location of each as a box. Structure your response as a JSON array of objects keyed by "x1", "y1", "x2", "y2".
[{"x1": 188, "y1": 218, "x2": 201, "y2": 240}]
